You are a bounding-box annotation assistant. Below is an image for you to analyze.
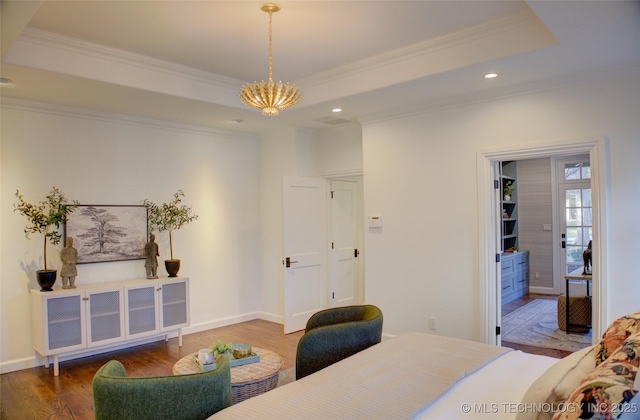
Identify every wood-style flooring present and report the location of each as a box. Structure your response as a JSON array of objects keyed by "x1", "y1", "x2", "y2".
[
  {"x1": 1, "y1": 296, "x2": 570, "y2": 419},
  {"x1": 0, "y1": 320, "x2": 303, "y2": 420}
]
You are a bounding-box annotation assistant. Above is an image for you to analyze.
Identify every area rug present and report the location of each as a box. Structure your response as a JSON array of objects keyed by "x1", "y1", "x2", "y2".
[
  {"x1": 502, "y1": 299, "x2": 592, "y2": 352},
  {"x1": 277, "y1": 367, "x2": 295, "y2": 387}
]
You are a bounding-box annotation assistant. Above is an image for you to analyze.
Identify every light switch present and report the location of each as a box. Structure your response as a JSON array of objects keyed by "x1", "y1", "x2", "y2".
[
  {"x1": 542, "y1": 224, "x2": 552, "y2": 231},
  {"x1": 368, "y1": 215, "x2": 382, "y2": 228}
]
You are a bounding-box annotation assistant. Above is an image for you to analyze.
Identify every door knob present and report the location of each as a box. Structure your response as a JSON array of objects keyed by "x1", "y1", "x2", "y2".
[{"x1": 284, "y1": 257, "x2": 298, "y2": 268}]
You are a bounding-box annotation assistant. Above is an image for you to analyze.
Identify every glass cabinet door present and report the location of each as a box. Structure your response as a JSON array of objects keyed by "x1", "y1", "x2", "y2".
[
  {"x1": 125, "y1": 284, "x2": 158, "y2": 339},
  {"x1": 87, "y1": 288, "x2": 124, "y2": 347}
]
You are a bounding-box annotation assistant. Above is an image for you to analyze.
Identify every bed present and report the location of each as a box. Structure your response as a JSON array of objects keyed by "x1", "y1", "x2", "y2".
[{"x1": 211, "y1": 311, "x2": 640, "y2": 420}]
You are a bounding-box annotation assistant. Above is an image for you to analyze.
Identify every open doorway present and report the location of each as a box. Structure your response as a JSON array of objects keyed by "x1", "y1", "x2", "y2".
[
  {"x1": 476, "y1": 137, "x2": 609, "y2": 350},
  {"x1": 498, "y1": 155, "x2": 592, "y2": 357}
]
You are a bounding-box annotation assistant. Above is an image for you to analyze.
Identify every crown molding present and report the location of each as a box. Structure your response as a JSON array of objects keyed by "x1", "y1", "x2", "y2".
[
  {"x1": 359, "y1": 62, "x2": 640, "y2": 126},
  {"x1": 16, "y1": 28, "x2": 243, "y2": 91},
  {"x1": 1, "y1": 97, "x2": 257, "y2": 142},
  {"x1": 298, "y1": 9, "x2": 545, "y2": 88}
]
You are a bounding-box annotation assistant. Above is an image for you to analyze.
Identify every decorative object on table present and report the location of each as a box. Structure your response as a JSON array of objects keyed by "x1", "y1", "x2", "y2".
[
  {"x1": 503, "y1": 180, "x2": 514, "y2": 201},
  {"x1": 144, "y1": 233, "x2": 159, "y2": 279},
  {"x1": 205, "y1": 340, "x2": 260, "y2": 369},
  {"x1": 225, "y1": 351, "x2": 260, "y2": 367},
  {"x1": 211, "y1": 339, "x2": 232, "y2": 356},
  {"x1": 193, "y1": 351, "x2": 261, "y2": 371},
  {"x1": 582, "y1": 240, "x2": 592, "y2": 275},
  {"x1": 232, "y1": 343, "x2": 252, "y2": 359},
  {"x1": 198, "y1": 348, "x2": 214, "y2": 365},
  {"x1": 60, "y1": 237, "x2": 78, "y2": 289},
  {"x1": 174, "y1": 347, "x2": 279, "y2": 405},
  {"x1": 65, "y1": 205, "x2": 147, "y2": 264},
  {"x1": 14, "y1": 187, "x2": 79, "y2": 291},
  {"x1": 143, "y1": 190, "x2": 198, "y2": 277}
]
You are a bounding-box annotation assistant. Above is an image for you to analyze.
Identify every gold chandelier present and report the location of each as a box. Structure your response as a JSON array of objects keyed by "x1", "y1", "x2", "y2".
[{"x1": 238, "y1": 3, "x2": 302, "y2": 116}]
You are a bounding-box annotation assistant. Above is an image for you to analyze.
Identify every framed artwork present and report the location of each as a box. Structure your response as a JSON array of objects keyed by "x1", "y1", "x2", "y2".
[{"x1": 65, "y1": 205, "x2": 148, "y2": 264}]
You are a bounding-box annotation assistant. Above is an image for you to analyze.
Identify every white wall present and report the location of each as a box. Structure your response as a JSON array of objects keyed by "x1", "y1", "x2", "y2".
[
  {"x1": 1, "y1": 102, "x2": 260, "y2": 372},
  {"x1": 257, "y1": 128, "x2": 298, "y2": 321},
  {"x1": 317, "y1": 123, "x2": 363, "y2": 177},
  {"x1": 362, "y1": 72, "x2": 640, "y2": 340}
]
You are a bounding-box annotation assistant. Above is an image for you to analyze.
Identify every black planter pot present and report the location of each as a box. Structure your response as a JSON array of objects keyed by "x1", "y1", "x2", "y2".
[
  {"x1": 165, "y1": 259, "x2": 181, "y2": 277},
  {"x1": 37, "y1": 270, "x2": 57, "y2": 292}
]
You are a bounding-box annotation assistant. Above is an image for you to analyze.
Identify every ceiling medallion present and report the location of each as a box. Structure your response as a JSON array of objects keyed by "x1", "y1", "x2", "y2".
[{"x1": 238, "y1": 3, "x2": 302, "y2": 116}]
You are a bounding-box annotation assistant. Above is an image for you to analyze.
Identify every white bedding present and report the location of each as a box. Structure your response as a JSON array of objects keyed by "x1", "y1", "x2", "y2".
[
  {"x1": 417, "y1": 349, "x2": 557, "y2": 419},
  {"x1": 210, "y1": 333, "x2": 559, "y2": 420}
]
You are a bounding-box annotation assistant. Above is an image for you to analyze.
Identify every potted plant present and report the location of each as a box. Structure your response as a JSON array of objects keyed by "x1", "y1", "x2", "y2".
[
  {"x1": 14, "y1": 187, "x2": 79, "y2": 291},
  {"x1": 143, "y1": 190, "x2": 198, "y2": 277},
  {"x1": 503, "y1": 180, "x2": 514, "y2": 201}
]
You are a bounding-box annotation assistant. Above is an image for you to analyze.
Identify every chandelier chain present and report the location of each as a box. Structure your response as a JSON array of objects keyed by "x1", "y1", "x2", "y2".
[{"x1": 268, "y1": 10, "x2": 273, "y2": 83}]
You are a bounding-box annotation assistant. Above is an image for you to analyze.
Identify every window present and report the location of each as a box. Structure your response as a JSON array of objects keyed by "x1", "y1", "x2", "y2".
[{"x1": 559, "y1": 159, "x2": 591, "y2": 274}]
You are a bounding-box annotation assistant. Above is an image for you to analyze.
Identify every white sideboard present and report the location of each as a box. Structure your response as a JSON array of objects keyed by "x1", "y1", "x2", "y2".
[{"x1": 30, "y1": 276, "x2": 190, "y2": 376}]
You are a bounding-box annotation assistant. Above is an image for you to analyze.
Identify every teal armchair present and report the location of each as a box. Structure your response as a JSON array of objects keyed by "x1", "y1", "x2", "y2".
[
  {"x1": 295, "y1": 304, "x2": 383, "y2": 380},
  {"x1": 92, "y1": 356, "x2": 231, "y2": 420}
]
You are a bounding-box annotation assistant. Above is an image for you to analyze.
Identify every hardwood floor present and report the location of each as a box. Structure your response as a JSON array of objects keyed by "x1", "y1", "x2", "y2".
[
  {"x1": 501, "y1": 293, "x2": 573, "y2": 359},
  {"x1": 1, "y1": 298, "x2": 571, "y2": 419},
  {"x1": 0, "y1": 320, "x2": 303, "y2": 420}
]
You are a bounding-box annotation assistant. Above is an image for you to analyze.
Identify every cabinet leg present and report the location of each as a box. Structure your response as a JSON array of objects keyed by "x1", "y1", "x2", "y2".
[
  {"x1": 53, "y1": 354, "x2": 59, "y2": 376},
  {"x1": 179, "y1": 329, "x2": 183, "y2": 347}
]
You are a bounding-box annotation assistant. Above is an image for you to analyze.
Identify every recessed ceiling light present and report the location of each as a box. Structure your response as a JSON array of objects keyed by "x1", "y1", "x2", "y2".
[
  {"x1": 484, "y1": 73, "x2": 498, "y2": 79},
  {"x1": 232, "y1": 119, "x2": 244, "y2": 124},
  {"x1": 332, "y1": 108, "x2": 342, "y2": 113},
  {"x1": 0, "y1": 78, "x2": 12, "y2": 84}
]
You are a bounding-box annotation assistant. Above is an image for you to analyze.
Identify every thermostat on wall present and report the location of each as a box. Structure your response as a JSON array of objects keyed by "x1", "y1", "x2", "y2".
[{"x1": 368, "y1": 215, "x2": 382, "y2": 228}]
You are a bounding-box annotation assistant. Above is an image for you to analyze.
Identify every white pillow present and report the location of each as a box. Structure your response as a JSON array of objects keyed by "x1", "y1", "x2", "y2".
[{"x1": 516, "y1": 345, "x2": 595, "y2": 420}]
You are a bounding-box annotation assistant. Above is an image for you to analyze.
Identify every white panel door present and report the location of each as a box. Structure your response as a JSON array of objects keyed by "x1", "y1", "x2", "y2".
[
  {"x1": 283, "y1": 176, "x2": 327, "y2": 334},
  {"x1": 330, "y1": 180, "x2": 359, "y2": 307}
]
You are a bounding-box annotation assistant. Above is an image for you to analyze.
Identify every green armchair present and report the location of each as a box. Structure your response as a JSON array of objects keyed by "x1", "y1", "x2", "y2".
[
  {"x1": 295, "y1": 304, "x2": 383, "y2": 380},
  {"x1": 92, "y1": 356, "x2": 231, "y2": 420}
]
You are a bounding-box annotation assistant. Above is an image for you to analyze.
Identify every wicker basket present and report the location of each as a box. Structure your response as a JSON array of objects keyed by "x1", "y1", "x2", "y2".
[
  {"x1": 232, "y1": 371, "x2": 279, "y2": 404},
  {"x1": 172, "y1": 346, "x2": 283, "y2": 405},
  {"x1": 557, "y1": 296, "x2": 592, "y2": 333}
]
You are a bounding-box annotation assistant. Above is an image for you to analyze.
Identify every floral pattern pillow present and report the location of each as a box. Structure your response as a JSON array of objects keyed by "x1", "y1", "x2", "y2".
[
  {"x1": 552, "y1": 330, "x2": 639, "y2": 420},
  {"x1": 595, "y1": 311, "x2": 640, "y2": 366}
]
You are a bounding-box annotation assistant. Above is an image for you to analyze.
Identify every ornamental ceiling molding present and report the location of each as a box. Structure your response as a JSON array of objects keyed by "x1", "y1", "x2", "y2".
[
  {"x1": 1, "y1": 97, "x2": 257, "y2": 141},
  {"x1": 9, "y1": 27, "x2": 243, "y2": 90},
  {"x1": 297, "y1": 9, "x2": 550, "y2": 88}
]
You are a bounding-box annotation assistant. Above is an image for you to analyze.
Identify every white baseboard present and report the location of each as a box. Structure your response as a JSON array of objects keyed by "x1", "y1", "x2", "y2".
[
  {"x1": 0, "y1": 336, "x2": 167, "y2": 374},
  {"x1": 184, "y1": 311, "x2": 283, "y2": 335},
  {"x1": 528, "y1": 286, "x2": 557, "y2": 295}
]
